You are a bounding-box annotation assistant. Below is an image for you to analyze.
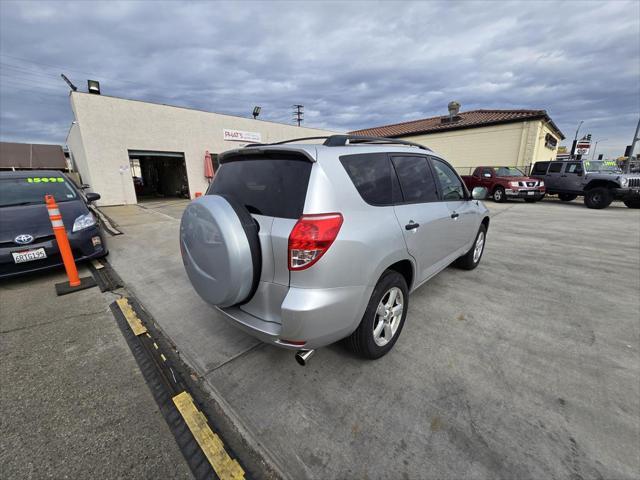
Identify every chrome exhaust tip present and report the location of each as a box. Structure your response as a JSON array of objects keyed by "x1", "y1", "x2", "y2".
[{"x1": 295, "y1": 349, "x2": 315, "y2": 366}]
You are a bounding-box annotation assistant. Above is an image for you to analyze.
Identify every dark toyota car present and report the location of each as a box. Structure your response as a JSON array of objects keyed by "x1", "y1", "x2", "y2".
[{"x1": 0, "y1": 170, "x2": 107, "y2": 278}]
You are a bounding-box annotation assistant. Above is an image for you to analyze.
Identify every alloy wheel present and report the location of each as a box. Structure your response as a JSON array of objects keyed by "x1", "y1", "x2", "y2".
[{"x1": 372, "y1": 287, "x2": 404, "y2": 347}]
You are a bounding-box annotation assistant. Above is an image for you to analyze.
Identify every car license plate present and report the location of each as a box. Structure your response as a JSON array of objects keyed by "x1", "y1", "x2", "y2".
[
  {"x1": 527, "y1": 191, "x2": 535, "y2": 195},
  {"x1": 12, "y1": 248, "x2": 47, "y2": 264}
]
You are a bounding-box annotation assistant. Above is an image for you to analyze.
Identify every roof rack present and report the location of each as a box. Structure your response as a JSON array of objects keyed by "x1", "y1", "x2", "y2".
[{"x1": 244, "y1": 134, "x2": 431, "y2": 151}]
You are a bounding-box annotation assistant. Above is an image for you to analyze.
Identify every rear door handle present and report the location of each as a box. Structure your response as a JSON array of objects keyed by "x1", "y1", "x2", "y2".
[
  {"x1": 405, "y1": 222, "x2": 420, "y2": 230},
  {"x1": 451, "y1": 212, "x2": 459, "y2": 219}
]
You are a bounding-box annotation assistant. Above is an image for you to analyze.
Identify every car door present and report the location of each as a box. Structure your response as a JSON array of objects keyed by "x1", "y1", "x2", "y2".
[
  {"x1": 390, "y1": 155, "x2": 452, "y2": 284},
  {"x1": 429, "y1": 156, "x2": 477, "y2": 253},
  {"x1": 480, "y1": 167, "x2": 494, "y2": 190},
  {"x1": 562, "y1": 161, "x2": 583, "y2": 192},
  {"x1": 545, "y1": 162, "x2": 564, "y2": 190}
]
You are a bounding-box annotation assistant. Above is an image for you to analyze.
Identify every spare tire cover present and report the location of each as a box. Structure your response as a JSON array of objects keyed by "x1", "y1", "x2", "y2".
[{"x1": 180, "y1": 194, "x2": 261, "y2": 308}]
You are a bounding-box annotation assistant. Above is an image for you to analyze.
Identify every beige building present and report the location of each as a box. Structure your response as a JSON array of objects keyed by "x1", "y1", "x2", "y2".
[
  {"x1": 350, "y1": 103, "x2": 565, "y2": 174},
  {"x1": 66, "y1": 92, "x2": 338, "y2": 205}
]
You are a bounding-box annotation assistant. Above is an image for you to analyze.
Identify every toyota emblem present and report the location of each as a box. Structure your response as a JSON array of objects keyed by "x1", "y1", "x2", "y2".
[{"x1": 14, "y1": 234, "x2": 34, "y2": 245}]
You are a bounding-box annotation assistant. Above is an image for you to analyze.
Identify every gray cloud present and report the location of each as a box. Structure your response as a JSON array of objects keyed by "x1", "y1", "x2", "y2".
[{"x1": 0, "y1": 0, "x2": 638, "y2": 159}]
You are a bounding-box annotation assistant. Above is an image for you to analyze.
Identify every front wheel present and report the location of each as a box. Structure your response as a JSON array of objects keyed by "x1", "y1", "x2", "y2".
[
  {"x1": 454, "y1": 224, "x2": 487, "y2": 270},
  {"x1": 493, "y1": 187, "x2": 506, "y2": 203},
  {"x1": 558, "y1": 193, "x2": 577, "y2": 202},
  {"x1": 624, "y1": 198, "x2": 640, "y2": 209},
  {"x1": 584, "y1": 187, "x2": 613, "y2": 209},
  {"x1": 346, "y1": 270, "x2": 408, "y2": 359}
]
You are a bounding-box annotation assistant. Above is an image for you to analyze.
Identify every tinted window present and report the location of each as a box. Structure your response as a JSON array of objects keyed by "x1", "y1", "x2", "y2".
[
  {"x1": 391, "y1": 156, "x2": 438, "y2": 203},
  {"x1": 548, "y1": 162, "x2": 563, "y2": 173},
  {"x1": 532, "y1": 162, "x2": 549, "y2": 175},
  {"x1": 482, "y1": 168, "x2": 493, "y2": 177},
  {"x1": 565, "y1": 162, "x2": 582, "y2": 174},
  {"x1": 209, "y1": 156, "x2": 311, "y2": 219},
  {"x1": 431, "y1": 159, "x2": 465, "y2": 201},
  {"x1": 340, "y1": 153, "x2": 393, "y2": 205},
  {"x1": 0, "y1": 175, "x2": 77, "y2": 207}
]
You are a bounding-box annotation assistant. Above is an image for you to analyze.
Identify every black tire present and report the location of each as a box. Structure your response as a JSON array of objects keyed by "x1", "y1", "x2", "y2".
[
  {"x1": 558, "y1": 193, "x2": 577, "y2": 202},
  {"x1": 584, "y1": 187, "x2": 613, "y2": 209},
  {"x1": 624, "y1": 198, "x2": 640, "y2": 209},
  {"x1": 454, "y1": 224, "x2": 487, "y2": 270},
  {"x1": 493, "y1": 186, "x2": 506, "y2": 203},
  {"x1": 346, "y1": 270, "x2": 408, "y2": 359}
]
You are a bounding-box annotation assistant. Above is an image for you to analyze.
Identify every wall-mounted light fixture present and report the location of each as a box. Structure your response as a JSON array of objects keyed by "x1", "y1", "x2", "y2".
[{"x1": 87, "y1": 80, "x2": 101, "y2": 95}]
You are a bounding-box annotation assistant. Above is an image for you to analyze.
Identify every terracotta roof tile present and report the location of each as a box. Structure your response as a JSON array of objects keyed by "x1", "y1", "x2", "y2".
[{"x1": 350, "y1": 109, "x2": 565, "y2": 140}]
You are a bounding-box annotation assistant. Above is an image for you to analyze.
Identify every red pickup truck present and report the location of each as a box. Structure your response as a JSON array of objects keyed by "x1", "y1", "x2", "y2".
[{"x1": 461, "y1": 166, "x2": 545, "y2": 203}]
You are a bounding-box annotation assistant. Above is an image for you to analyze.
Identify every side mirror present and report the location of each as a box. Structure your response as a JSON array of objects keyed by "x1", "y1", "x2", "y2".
[
  {"x1": 472, "y1": 187, "x2": 488, "y2": 200},
  {"x1": 85, "y1": 192, "x2": 101, "y2": 203},
  {"x1": 483, "y1": 173, "x2": 491, "y2": 178},
  {"x1": 576, "y1": 170, "x2": 583, "y2": 177}
]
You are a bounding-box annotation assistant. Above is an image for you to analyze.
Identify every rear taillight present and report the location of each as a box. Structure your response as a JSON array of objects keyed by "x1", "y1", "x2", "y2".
[{"x1": 288, "y1": 213, "x2": 343, "y2": 271}]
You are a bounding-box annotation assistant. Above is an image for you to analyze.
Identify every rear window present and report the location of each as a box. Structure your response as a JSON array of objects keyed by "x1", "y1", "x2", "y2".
[
  {"x1": 340, "y1": 153, "x2": 394, "y2": 205},
  {"x1": 0, "y1": 176, "x2": 77, "y2": 207},
  {"x1": 208, "y1": 155, "x2": 311, "y2": 219}
]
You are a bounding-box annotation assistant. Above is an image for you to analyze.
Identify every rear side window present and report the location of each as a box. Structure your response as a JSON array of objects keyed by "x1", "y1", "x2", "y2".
[
  {"x1": 548, "y1": 162, "x2": 563, "y2": 173},
  {"x1": 532, "y1": 162, "x2": 549, "y2": 175},
  {"x1": 340, "y1": 153, "x2": 394, "y2": 206},
  {"x1": 391, "y1": 156, "x2": 438, "y2": 203},
  {"x1": 209, "y1": 156, "x2": 311, "y2": 219}
]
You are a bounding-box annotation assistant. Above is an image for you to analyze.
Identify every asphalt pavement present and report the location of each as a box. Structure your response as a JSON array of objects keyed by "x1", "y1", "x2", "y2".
[{"x1": 0, "y1": 267, "x2": 192, "y2": 479}]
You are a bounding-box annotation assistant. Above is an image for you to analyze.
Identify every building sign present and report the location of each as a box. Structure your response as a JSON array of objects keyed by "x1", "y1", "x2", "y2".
[{"x1": 223, "y1": 129, "x2": 262, "y2": 143}]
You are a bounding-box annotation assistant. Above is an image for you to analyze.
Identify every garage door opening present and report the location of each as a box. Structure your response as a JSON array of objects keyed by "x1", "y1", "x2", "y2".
[{"x1": 128, "y1": 150, "x2": 189, "y2": 202}]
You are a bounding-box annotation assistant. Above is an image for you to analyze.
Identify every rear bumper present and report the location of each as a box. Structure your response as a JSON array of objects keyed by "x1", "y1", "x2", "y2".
[
  {"x1": 0, "y1": 226, "x2": 107, "y2": 279},
  {"x1": 217, "y1": 284, "x2": 372, "y2": 350}
]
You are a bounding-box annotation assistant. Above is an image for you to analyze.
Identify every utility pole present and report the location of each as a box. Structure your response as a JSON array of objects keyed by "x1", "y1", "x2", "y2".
[
  {"x1": 627, "y1": 116, "x2": 640, "y2": 173},
  {"x1": 293, "y1": 104, "x2": 304, "y2": 126},
  {"x1": 591, "y1": 139, "x2": 607, "y2": 160},
  {"x1": 571, "y1": 120, "x2": 584, "y2": 158}
]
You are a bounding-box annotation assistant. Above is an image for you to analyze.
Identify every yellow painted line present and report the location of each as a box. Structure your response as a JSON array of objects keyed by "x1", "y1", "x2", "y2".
[
  {"x1": 172, "y1": 391, "x2": 245, "y2": 480},
  {"x1": 160, "y1": 354, "x2": 167, "y2": 362},
  {"x1": 116, "y1": 298, "x2": 148, "y2": 336},
  {"x1": 91, "y1": 259, "x2": 104, "y2": 270}
]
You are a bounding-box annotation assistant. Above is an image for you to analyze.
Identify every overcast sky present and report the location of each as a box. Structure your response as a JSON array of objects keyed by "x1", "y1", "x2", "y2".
[{"x1": 0, "y1": 0, "x2": 638, "y2": 159}]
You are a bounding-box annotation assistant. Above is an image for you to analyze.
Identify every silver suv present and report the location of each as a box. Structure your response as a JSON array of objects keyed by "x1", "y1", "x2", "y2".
[{"x1": 180, "y1": 135, "x2": 490, "y2": 364}]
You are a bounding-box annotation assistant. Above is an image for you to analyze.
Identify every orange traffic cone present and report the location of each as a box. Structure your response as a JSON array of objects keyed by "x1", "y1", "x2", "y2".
[{"x1": 45, "y1": 195, "x2": 97, "y2": 295}]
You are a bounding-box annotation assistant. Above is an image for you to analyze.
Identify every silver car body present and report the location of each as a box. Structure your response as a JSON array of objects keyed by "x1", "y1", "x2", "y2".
[{"x1": 183, "y1": 142, "x2": 489, "y2": 350}]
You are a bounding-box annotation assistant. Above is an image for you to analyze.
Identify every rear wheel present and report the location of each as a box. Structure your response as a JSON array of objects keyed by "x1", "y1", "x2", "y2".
[
  {"x1": 558, "y1": 193, "x2": 577, "y2": 202},
  {"x1": 624, "y1": 198, "x2": 640, "y2": 209},
  {"x1": 454, "y1": 224, "x2": 487, "y2": 270},
  {"x1": 346, "y1": 270, "x2": 408, "y2": 359},
  {"x1": 584, "y1": 187, "x2": 613, "y2": 209},
  {"x1": 493, "y1": 186, "x2": 506, "y2": 203}
]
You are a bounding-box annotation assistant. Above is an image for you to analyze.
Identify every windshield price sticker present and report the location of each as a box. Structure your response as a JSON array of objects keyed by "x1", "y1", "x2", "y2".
[{"x1": 26, "y1": 177, "x2": 64, "y2": 183}]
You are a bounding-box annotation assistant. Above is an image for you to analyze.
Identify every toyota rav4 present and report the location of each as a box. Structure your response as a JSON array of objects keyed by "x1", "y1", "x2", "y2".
[{"x1": 180, "y1": 135, "x2": 490, "y2": 364}]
